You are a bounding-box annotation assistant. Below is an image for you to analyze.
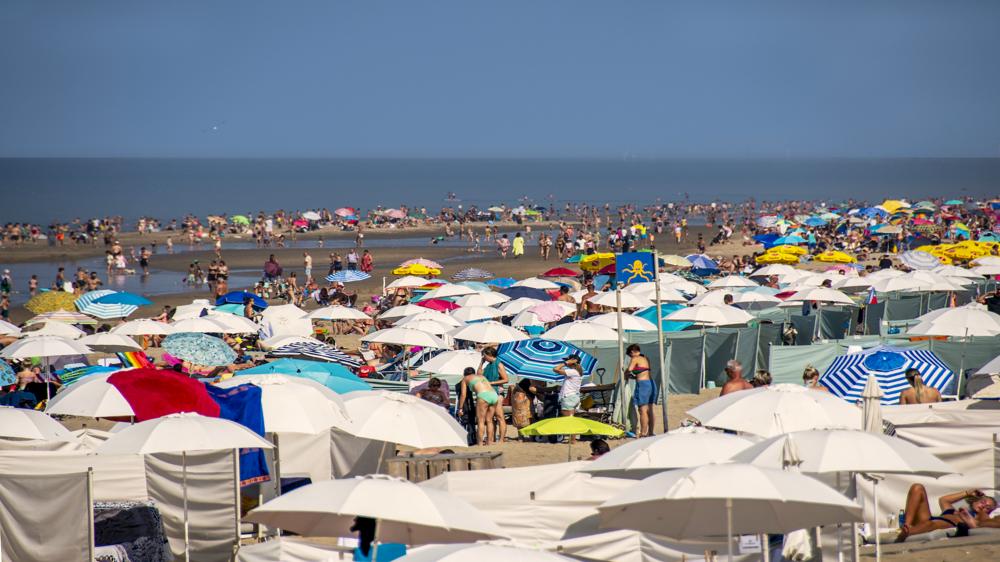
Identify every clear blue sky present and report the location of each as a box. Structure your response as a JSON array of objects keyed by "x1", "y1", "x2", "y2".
[{"x1": 2, "y1": 0, "x2": 999, "y2": 158}]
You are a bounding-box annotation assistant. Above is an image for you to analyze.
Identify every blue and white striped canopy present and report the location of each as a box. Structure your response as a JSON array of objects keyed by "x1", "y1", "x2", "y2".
[
  {"x1": 497, "y1": 339, "x2": 597, "y2": 383},
  {"x1": 899, "y1": 251, "x2": 940, "y2": 271},
  {"x1": 270, "y1": 341, "x2": 362, "y2": 369},
  {"x1": 75, "y1": 290, "x2": 139, "y2": 319},
  {"x1": 821, "y1": 346, "x2": 954, "y2": 404},
  {"x1": 326, "y1": 271, "x2": 371, "y2": 283},
  {"x1": 453, "y1": 268, "x2": 494, "y2": 280}
]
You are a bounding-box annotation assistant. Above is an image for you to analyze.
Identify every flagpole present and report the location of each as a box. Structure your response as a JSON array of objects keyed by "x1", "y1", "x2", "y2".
[
  {"x1": 614, "y1": 281, "x2": 627, "y2": 432},
  {"x1": 653, "y1": 250, "x2": 667, "y2": 434}
]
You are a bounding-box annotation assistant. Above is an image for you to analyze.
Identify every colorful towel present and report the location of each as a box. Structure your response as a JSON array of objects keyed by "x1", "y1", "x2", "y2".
[
  {"x1": 206, "y1": 383, "x2": 270, "y2": 486},
  {"x1": 116, "y1": 351, "x2": 154, "y2": 370}
]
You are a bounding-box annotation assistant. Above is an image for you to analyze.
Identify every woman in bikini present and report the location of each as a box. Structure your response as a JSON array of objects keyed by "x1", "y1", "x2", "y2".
[
  {"x1": 458, "y1": 366, "x2": 500, "y2": 446},
  {"x1": 897, "y1": 484, "x2": 1000, "y2": 542},
  {"x1": 626, "y1": 344, "x2": 656, "y2": 438}
]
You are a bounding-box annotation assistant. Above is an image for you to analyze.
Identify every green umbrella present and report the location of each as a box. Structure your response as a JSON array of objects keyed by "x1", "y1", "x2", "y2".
[{"x1": 231, "y1": 215, "x2": 250, "y2": 225}]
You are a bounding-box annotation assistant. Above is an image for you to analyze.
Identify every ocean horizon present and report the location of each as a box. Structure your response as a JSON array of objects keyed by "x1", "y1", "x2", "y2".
[{"x1": 1, "y1": 157, "x2": 998, "y2": 224}]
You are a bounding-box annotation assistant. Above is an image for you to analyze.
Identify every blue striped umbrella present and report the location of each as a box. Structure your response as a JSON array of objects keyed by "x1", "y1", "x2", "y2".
[
  {"x1": 0, "y1": 360, "x2": 15, "y2": 386},
  {"x1": 269, "y1": 341, "x2": 362, "y2": 369},
  {"x1": 497, "y1": 339, "x2": 597, "y2": 383},
  {"x1": 325, "y1": 271, "x2": 371, "y2": 283},
  {"x1": 820, "y1": 346, "x2": 954, "y2": 404},
  {"x1": 93, "y1": 291, "x2": 153, "y2": 307},
  {"x1": 163, "y1": 332, "x2": 237, "y2": 366},
  {"x1": 75, "y1": 290, "x2": 140, "y2": 319},
  {"x1": 55, "y1": 365, "x2": 119, "y2": 386},
  {"x1": 899, "y1": 251, "x2": 940, "y2": 271},
  {"x1": 453, "y1": 268, "x2": 494, "y2": 280}
]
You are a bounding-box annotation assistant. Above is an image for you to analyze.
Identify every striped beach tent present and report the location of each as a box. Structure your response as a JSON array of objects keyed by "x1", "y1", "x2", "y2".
[
  {"x1": 821, "y1": 345, "x2": 954, "y2": 404},
  {"x1": 497, "y1": 339, "x2": 597, "y2": 383},
  {"x1": 269, "y1": 341, "x2": 362, "y2": 369},
  {"x1": 325, "y1": 271, "x2": 371, "y2": 283},
  {"x1": 75, "y1": 290, "x2": 139, "y2": 319}
]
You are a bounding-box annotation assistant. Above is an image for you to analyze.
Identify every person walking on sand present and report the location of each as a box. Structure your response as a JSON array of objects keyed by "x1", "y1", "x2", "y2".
[{"x1": 360, "y1": 249, "x2": 374, "y2": 273}]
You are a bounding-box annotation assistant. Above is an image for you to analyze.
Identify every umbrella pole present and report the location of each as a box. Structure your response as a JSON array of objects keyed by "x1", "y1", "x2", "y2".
[
  {"x1": 873, "y1": 477, "x2": 881, "y2": 562},
  {"x1": 653, "y1": 251, "x2": 667, "y2": 434},
  {"x1": 371, "y1": 517, "x2": 382, "y2": 562},
  {"x1": 957, "y1": 330, "x2": 968, "y2": 398},
  {"x1": 615, "y1": 283, "x2": 627, "y2": 429},
  {"x1": 726, "y1": 497, "x2": 734, "y2": 562},
  {"x1": 183, "y1": 450, "x2": 190, "y2": 562}
]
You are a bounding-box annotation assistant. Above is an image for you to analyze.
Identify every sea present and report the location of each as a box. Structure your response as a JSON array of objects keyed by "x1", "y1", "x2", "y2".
[{"x1": 0, "y1": 157, "x2": 998, "y2": 224}]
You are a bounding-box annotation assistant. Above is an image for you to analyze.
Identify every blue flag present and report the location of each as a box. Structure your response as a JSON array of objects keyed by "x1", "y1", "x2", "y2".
[{"x1": 615, "y1": 252, "x2": 656, "y2": 285}]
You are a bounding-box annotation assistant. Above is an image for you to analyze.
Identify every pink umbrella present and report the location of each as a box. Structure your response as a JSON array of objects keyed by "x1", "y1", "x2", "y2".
[
  {"x1": 385, "y1": 209, "x2": 407, "y2": 220},
  {"x1": 824, "y1": 264, "x2": 857, "y2": 274},
  {"x1": 334, "y1": 207, "x2": 356, "y2": 217},
  {"x1": 400, "y1": 258, "x2": 445, "y2": 270},
  {"x1": 416, "y1": 298, "x2": 460, "y2": 312},
  {"x1": 527, "y1": 301, "x2": 571, "y2": 323}
]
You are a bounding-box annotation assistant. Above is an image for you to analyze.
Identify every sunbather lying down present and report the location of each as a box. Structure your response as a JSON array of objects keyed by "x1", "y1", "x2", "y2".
[{"x1": 897, "y1": 484, "x2": 1000, "y2": 542}]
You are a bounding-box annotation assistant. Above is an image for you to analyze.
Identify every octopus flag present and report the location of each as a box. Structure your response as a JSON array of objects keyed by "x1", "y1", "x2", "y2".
[{"x1": 615, "y1": 252, "x2": 656, "y2": 285}]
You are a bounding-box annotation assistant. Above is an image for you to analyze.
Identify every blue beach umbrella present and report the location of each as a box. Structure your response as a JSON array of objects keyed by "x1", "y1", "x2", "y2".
[
  {"x1": 163, "y1": 332, "x2": 237, "y2": 366},
  {"x1": 55, "y1": 365, "x2": 119, "y2": 386},
  {"x1": 0, "y1": 360, "x2": 16, "y2": 386},
  {"x1": 456, "y1": 281, "x2": 492, "y2": 293},
  {"x1": 500, "y1": 286, "x2": 552, "y2": 301},
  {"x1": 804, "y1": 217, "x2": 827, "y2": 227},
  {"x1": 268, "y1": 341, "x2": 362, "y2": 369},
  {"x1": 94, "y1": 291, "x2": 153, "y2": 307},
  {"x1": 820, "y1": 346, "x2": 954, "y2": 405},
  {"x1": 326, "y1": 271, "x2": 371, "y2": 283},
  {"x1": 497, "y1": 339, "x2": 597, "y2": 383},
  {"x1": 217, "y1": 291, "x2": 268, "y2": 309},
  {"x1": 238, "y1": 359, "x2": 371, "y2": 393},
  {"x1": 564, "y1": 255, "x2": 583, "y2": 264},
  {"x1": 635, "y1": 304, "x2": 692, "y2": 332},
  {"x1": 75, "y1": 290, "x2": 138, "y2": 319},
  {"x1": 685, "y1": 254, "x2": 719, "y2": 276},
  {"x1": 485, "y1": 277, "x2": 517, "y2": 289},
  {"x1": 899, "y1": 251, "x2": 940, "y2": 271},
  {"x1": 772, "y1": 235, "x2": 806, "y2": 246}
]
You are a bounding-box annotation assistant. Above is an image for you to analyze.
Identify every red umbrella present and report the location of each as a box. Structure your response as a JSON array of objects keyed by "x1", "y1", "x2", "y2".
[
  {"x1": 541, "y1": 267, "x2": 579, "y2": 278},
  {"x1": 598, "y1": 264, "x2": 617, "y2": 275},
  {"x1": 416, "y1": 298, "x2": 460, "y2": 312},
  {"x1": 107, "y1": 369, "x2": 221, "y2": 422},
  {"x1": 334, "y1": 207, "x2": 356, "y2": 217}
]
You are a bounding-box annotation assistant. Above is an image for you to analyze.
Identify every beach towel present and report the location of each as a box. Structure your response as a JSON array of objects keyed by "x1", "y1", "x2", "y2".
[
  {"x1": 107, "y1": 369, "x2": 221, "y2": 421},
  {"x1": 116, "y1": 351, "x2": 154, "y2": 370},
  {"x1": 206, "y1": 383, "x2": 270, "y2": 486}
]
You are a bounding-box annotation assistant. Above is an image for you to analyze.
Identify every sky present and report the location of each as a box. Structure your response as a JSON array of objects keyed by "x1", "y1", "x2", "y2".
[{"x1": 2, "y1": 0, "x2": 999, "y2": 158}]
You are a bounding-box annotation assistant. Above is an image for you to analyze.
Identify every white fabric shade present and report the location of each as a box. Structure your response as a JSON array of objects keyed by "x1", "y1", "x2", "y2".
[
  {"x1": 45, "y1": 373, "x2": 134, "y2": 418},
  {"x1": 341, "y1": 391, "x2": 467, "y2": 449},
  {"x1": 582, "y1": 431, "x2": 755, "y2": 479},
  {"x1": 0, "y1": 407, "x2": 78, "y2": 441},
  {"x1": 449, "y1": 321, "x2": 527, "y2": 344}
]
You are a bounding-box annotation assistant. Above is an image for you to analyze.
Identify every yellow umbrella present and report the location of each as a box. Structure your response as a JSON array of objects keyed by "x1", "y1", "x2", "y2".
[
  {"x1": 771, "y1": 244, "x2": 807, "y2": 256},
  {"x1": 579, "y1": 253, "x2": 616, "y2": 273},
  {"x1": 661, "y1": 254, "x2": 693, "y2": 268},
  {"x1": 880, "y1": 200, "x2": 909, "y2": 214},
  {"x1": 25, "y1": 291, "x2": 79, "y2": 314},
  {"x1": 519, "y1": 416, "x2": 624, "y2": 461},
  {"x1": 392, "y1": 264, "x2": 441, "y2": 276},
  {"x1": 756, "y1": 252, "x2": 799, "y2": 265},
  {"x1": 814, "y1": 251, "x2": 857, "y2": 264}
]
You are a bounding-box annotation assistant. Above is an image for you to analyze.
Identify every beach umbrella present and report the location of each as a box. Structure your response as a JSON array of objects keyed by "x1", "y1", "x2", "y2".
[
  {"x1": 23, "y1": 321, "x2": 86, "y2": 339},
  {"x1": 269, "y1": 341, "x2": 363, "y2": 368},
  {"x1": 307, "y1": 305, "x2": 371, "y2": 321},
  {"x1": 363, "y1": 327, "x2": 450, "y2": 349},
  {"x1": 239, "y1": 359, "x2": 371, "y2": 393},
  {"x1": 587, "y1": 291, "x2": 654, "y2": 309},
  {"x1": 449, "y1": 306, "x2": 502, "y2": 323},
  {"x1": 94, "y1": 291, "x2": 153, "y2": 307},
  {"x1": 25, "y1": 291, "x2": 79, "y2": 314},
  {"x1": 623, "y1": 282, "x2": 688, "y2": 303},
  {"x1": 869, "y1": 276, "x2": 925, "y2": 293},
  {"x1": 520, "y1": 417, "x2": 624, "y2": 461},
  {"x1": 75, "y1": 289, "x2": 139, "y2": 318},
  {"x1": 25, "y1": 310, "x2": 98, "y2": 325},
  {"x1": 216, "y1": 290, "x2": 268, "y2": 309},
  {"x1": 0, "y1": 334, "x2": 91, "y2": 361},
  {"x1": 386, "y1": 276, "x2": 432, "y2": 290},
  {"x1": 0, "y1": 360, "x2": 16, "y2": 386},
  {"x1": 449, "y1": 321, "x2": 527, "y2": 344},
  {"x1": 907, "y1": 303, "x2": 1000, "y2": 337},
  {"x1": 452, "y1": 268, "x2": 493, "y2": 280},
  {"x1": 416, "y1": 298, "x2": 460, "y2": 312},
  {"x1": 498, "y1": 287, "x2": 550, "y2": 302},
  {"x1": 814, "y1": 251, "x2": 857, "y2": 264},
  {"x1": 541, "y1": 267, "x2": 579, "y2": 278},
  {"x1": 394, "y1": 264, "x2": 441, "y2": 276},
  {"x1": 379, "y1": 304, "x2": 431, "y2": 320},
  {"x1": 751, "y1": 264, "x2": 797, "y2": 277},
  {"x1": 163, "y1": 332, "x2": 236, "y2": 366},
  {"x1": 821, "y1": 345, "x2": 954, "y2": 404},
  {"x1": 973, "y1": 256, "x2": 1000, "y2": 266},
  {"x1": 74, "y1": 289, "x2": 116, "y2": 311},
  {"x1": 404, "y1": 319, "x2": 459, "y2": 335},
  {"x1": 495, "y1": 297, "x2": 543, "y2": 316},
  {"x1": 415, "y1": 350, "x2": 482, "y2": 377},
  {"x1": 685, "y1": 254, "x2": 719, "y2": 275},
  {"x1": 496, "y1": 339, "x2": 596, "y2": 383},
  {"x1": 584, "y1": 431, "x2": 755, "y2": 479},
  {"x1": 45, "y1": 373, "x2": 134, "y2": 418},
  {"x1": 0, "y1": 319, "x2": 21, "y2": 337},
  {"x1": 731, "y1": 291, "x2": 782, "y2": 310},
  {"x1": 97, "y1": 413, "x2": 273, "y2": 561},
  {"x1": 400, "y1": 258, "x2": 444, "y2": 270},
  {"x1": 395, "y1": 311, "x2": 463, "y2": 328},
  {"x1": 456, "y1": 281, "x2": 492, "y2": 293},
  {"x1": 452, "y1": 292, "x2": 508, "y2": 308},
  {"x1": 171, "y1": 300, "x2": 215, "y2": 320},
  {"x1": 931, "y1": 265, "x2": 982, "y2": 279},
  {"x1": 231, "y1": 215, "x2": 250, "y2": 225},
  {"x1": 398, "y1": 544, "x2": 574, "y2": 562},
  {"x1": 635, "y1": 304, "x2": 692, "y2": 332},
  {"x1": 513, "y1": 277, "x2": 561, "y2": 290},
  {"x1": 707, "y1": 276, "x2": 758, "y2": 290},
  {"x1": 587, "y1": 312, "x2": 658, "y2": 332},
  {"x1": 259, "y1": 334, "x2": 323, "y2": 350},
  {"x1": 79, "y1": 332, "x2": 143, "y2": 352},
  {"x1": 597, "y1": 464, "x2": 861, "y2": 554},
  {"x1": 342, "y1": 391, "x2": 466, "y2": 448},
  {"x1": 420, "y1": 284, "x2": 477, "y2": 300},
  {"x1": 215, "y1": 375, "x2": 351, "y2": 434},
  {"x1": 0, "y1": 407, "x2": 77, "y2": 441},
  {"x1": 106, "y1": 368, "x2": 221, "y2": 420},
  {"x1": 771, "y1": 235, "x2": 807, "y2": 246},
  {"x1": 541, "y1": 321, "x2": 619, "y2": 341},
  {"x1": 111, "y1": 319, "x2": 176, "y2": 336},
  {"x1": 325, "y1": 270, "x2": 371, "y2": 283},
  {"x1": 524, "y1": 301, "x2": 571, "y2": 323},
  {"x1": 484, "y1": 277, "x2": 517, "y2": 290},
  {"x1": 301, "y1": 211, "x2": 322, "y2": 221},
  {"x1": 260, "y1": 303, "x2": 308, "y2": 324},
  {"x1": 664, "y1": 304, "x2": 753, "y2": 326},
  {"x1": 334, "y1": 207, "x2": 356, "y2": 217},
  {"x1": 784, "y1": 287, "x2": 855, "y2": 305},
  {"x1": 170, "y1": 316, "x2": 231, "y2": 333},
  {"x1": 510, "y1": 310, "x2": 545, "y2": 328},
  {"x1": 246, "y1": 475, "x2": 506, "y2": 545},
  {"x1": 687, "y1": 384, "x2": 863, "y2": 438}
]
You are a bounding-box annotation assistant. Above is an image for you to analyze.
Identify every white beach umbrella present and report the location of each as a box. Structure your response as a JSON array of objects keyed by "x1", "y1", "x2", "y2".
[
  {"x1": 79, "y1": 332, "x2": 143, "y2": 352},
  {"x1": 907, "y1": 304, "x2": 1000, "y2": 337},
  {"x1": 587, "y1": 292, "x2": 654, "y2": 310},
  {"x1": 379, "y1": 304, "x2": 431, "y2": 320},
  {"x1": 972, "y1": 265, "x2": 1000, "y2": 276},
  {"x1": 866, "y1": 268, "x2": 906, "y2": 280},
  {"x1": 0, "y1": 319, "x2": 22, "y2": 337},
  {"x1": 362, "y1": 327, "x2": 450, "y2": 349},
  {"x1": 688, "y1": 290, "x2": 734, "y2": 306},
  {"x1": 170, "y1": 317, "x2": 231, "y2": 333},
  {"x1": 513, "y1": 277, "x2": 561, "y2": 290},
  {"x1": 582, "y1": 432, "x2": 755, "y2": 479},
  {"x1": 496, "y1": 297, "x2": 543, "y2": 316},
  {"x1": 341, "y1": 391, "x2": 466, "y2": 448},
  {"x1": 421, "y1": 284, "x2": 477, "y2": 300},
  {"x1": 510, "y1": 310, "x2": 546, "y2": 327},
  {"x1": 624, "y1": 284, "x2": 688, "y2": 303},
  {"x1": 598, "y1": 464, "x2": 862, "y2": 552},
  {"x1": 870, "y1": 276, "x2": 924, "y2": 293},
  {"x1": 450, "y1": 306, "x2": 503, "y2": 323},
  {"x1": 0, "y1": 406, "x2": 78, "y2": 441},
  {"x1": 0, "y1": 334, "x2": 91, "y2": 360},
  {"x1": 415, "y1": 350, "x2": 482, "y2": 377},
  {"x1": 686, "y1": 384, "x2": 863, "y2": 438},
  {"x1": 707, "y1": 275, "x2": 759, "y2": 289},
  {"x1": 861, "y1": 374, "x2": 884, "y2": 434},
  {"x1": 449, "y1": 321, "x2": 527, "y2": 344},
  {"x1": 664, "y1": 304, "x2": 753, "y2": 326},
  {"x1": 731, "y1": 429, "x2": 953, "y2": 477},
  {"x1": 23, "y1": 321, "x2": 86, "y2": 339},
  {"x1": 246, "y1": 475, "x2": 507, "y2": 544},
  {"x1": 664, "y1": 279, "x2": 707, "y2": 296},
  {"x1": 111, "y1": 319, "x2": 176, "y2": 336},
  {"x1": 453, "y1": 292, "x2": 509, "y2": 307},
  {"x1": 399, "y1": 544, "x2": 574, "y2": 562},
  {"x1": 386, "y1": 276, "x2": 432, "y2": 290},
  {"x1": 784, "y1": 287, "x2": 856, "y2": 305},
  {"x1": 260, "y1": 304, "x2": 308, "y2": 324},
  {"x1": 833, "y1": 276, "x2": 875, "y2": 291},
  {"x1": 207, "y1": 312, "x2": 260, "y2": 334},
  {"x1": 399, "y1": 319, "x2": 456, "y2": 335},
  {"x1": 45, "y1": 373, "x2": 134, "y2": 418},
  {"x1": 172, "y1": 300, "x2": 215, "y2": 320},
  {"x1": 259, "y1": 334, "x2": 324, "y2": 350},
  {"x1": 215, "y1": 375, "x2": 351, "y2": 434},
  {"x1": 731, "y1": 291, "x2": 781, "y2": 309},
  {"x1": 932, "y1": 265, "x2": 983, "y2": 280},
  {"x1": 973, "y1": 256, "x2": 1000, "y2": 267},
  {"x1": 750, "y1": 264, "x2": 797, "y2": 277},
  {"x1": 541, "y1": 321, "x2": 619, "y2": 342},
  {"x1": 395, "y1": 311, "x2": 463, "y2": 328},
  {"x1": 587, "y1": 312, "x2": 658, "y2": 332}
]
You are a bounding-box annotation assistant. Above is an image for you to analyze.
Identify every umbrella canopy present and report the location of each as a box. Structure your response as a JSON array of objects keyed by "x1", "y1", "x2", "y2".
[
  {"x1": 386, "y1": 276, "x2": 432, "y2": 290},
  {"x1": 362, "y1": 327, "x2": 450, "y2": 349},
  {"x1": 525, "y1": 301, "x2": 572, "y2": 323},
  {"x1": 541, "y1": 321, "x2": 619, "y2": 341},
  {"x1": 541, "y1": 267, "x2": 579, "y2": 278},
  {"x1": 449, "y1": 306, "x2": 502, "y2": 323},
  {"x1": 0, "y1": 319, "x2": 21, "y2": 337},
  {"x1": 400, "y1": 258, "x2": 444, "y2": 270},
  {"x1": 25, "y1": 310, "x2": 98, "y2": 325},
  {"x1": 583, "y1": 431, "x2": 755, "y2": 479},
  {"x1": 397, "y1": 319, "x2": 455, "y2": 335},
  {"x1": 107, "y1": 368, "x2": 221, "y2": 421},
  {"x1": 342, "y1": 391, "x2": 466, "y2": 448},
  {"x1": 334, "y1": 207, "x2": 356, "y2": 217},
  {"x1": 452, "y1": 268, "x2": 494, "y2": 280},
  {"x1": 0, "y1": 407, "x2": 77, "y2": 441},
  {"x1": 497, "y1": 339, "x2": 597, "y2": 383},
  {"x1": 25, "y1": 291, "x2": 79, "y2": 313},
  {"x1": 686, "y1": 384, "x2": 863, "y2": 438},
  {"x1": 907, "y1": 304, "x2": 1000, "y2": 337},
  {"x1": 519, "y1": 417, "x2": 624, "y2": 438},
  {"x1": 0, "y1": 360, "x2": 16, "y2": 386},
  {"x1": 239, "y1": 359, "x2": 371, "y2": 393},
  {"x1": 0, "y1": 335, "x2": 91, "y2": 360},
  {"x1": 664, "y1": 304, "x2": 753, "y2": 326},
  {"x1": 325, "y1": 270, "x2": 372, "y2": 283},
  {"x1": 496, "y1": 297, "x2": 544, "y2": 316},
  {"x1": 821, "y1": 346, "x2": 954, "y2": 404},
  {"x1": 23, "y1": 321, "x2": 86, "y2": 339},
  {"x1": 784, "y1": 287, "x2": 855, "y2": 305},
  {"x1": 399, "y1": 544, "x2": 574, "y2": 562},
  {"x1": 163, "y1": 332, "x2": 236, "y2": 366},
  {"x1": 485, "y1": 277, "x2": 517, "y2": 289},
  {"x1": 379, "y1": 304, "x2": 432, "y2": 320},
  {"x1": 96, "y1": 412, "x2": 272, "y2": 455},
  {"x1": 306, "y1": 305, "x2": 371, "y2": 321},
  {"x1": 245, "y1": 475, "x2": 506, "y2": 544},
  {"x1": 170, "y1": 316, "x2": 232, "y2": 334},
  {"x1": 452, "y1": 292, "x2": 509, "y2": 308},
  {"x1": 395, "y1": 311, "x2": 463, "y2": 328},
  {"x1": 216, "y1": 291, "x2": 268, "y2": 309},
  {"x1": 513, "y1": 277, "x2": 561, "y2": 290},
  {"x1": 394, "y1": 264, "x2": 441, "y2": 276},
  {"x1": 79, "y1": 332, "x2": 143, "y2": 352},
  {"x1": 733, "y1": 429, "x2": 953, "y2": 476},
  {"x1": 111, "y1": 319, "x2": 176, "y2": 336},
  {"x1": 421, "y1": 284, "x2": 477, "y2": 300},
  {"x1": 500, "y1": 286, "x2": 552, "y2": 301},
  {"x1": 707, "y1": 276, "x2": 758, "y2": 290},
  {"x1": 598, "y1": 464, "x2": 861, "y2": 539},
  {"x1": 76, "y1": 290, "x2": 139, "y2": 318},
  {"x1": 415, "y1": 350, "x2": 482, "y2": 377},
  {"x1": 214, "y1": 375, "x2": 351, "y2": 434},
  {"x1": 269, "y1": 341, "x2": 363, "y2": 368},
  {"x1": 93, "y1": 291, "x2": 153, "y2": 307},
  {"x1": 45, "y1": 373, "x2": 134, "y2": 418},
  {"x1": 416, "y1": 298, "x2": 460, "y2": 312},
  {"x1": 587, "y1": 291, "x2": 654, "y2": 310},
  {"x1": 587, "y1": 312, "x2": 658, "y2": 332},
  {"x1": 449, "y1": 321, "x2": 527, "y2": 344}
]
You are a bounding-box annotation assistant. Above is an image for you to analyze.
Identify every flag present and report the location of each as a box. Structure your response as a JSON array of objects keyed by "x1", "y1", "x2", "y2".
[
  {"x1": 615, "y1": 252, "x2": 656, "y2": 285},
  {"x1": 866, "y1": 286, "x2": 878, "y2": 305}
]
